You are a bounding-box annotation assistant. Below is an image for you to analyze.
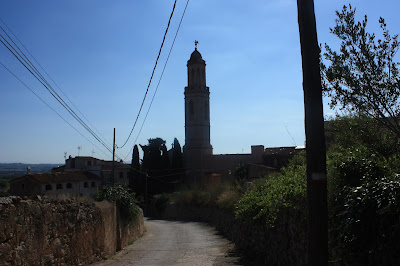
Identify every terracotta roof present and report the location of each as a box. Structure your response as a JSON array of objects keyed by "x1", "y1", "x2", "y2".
[{"x1": 12, "y1": 171, "x2": 99, "y2": 184}]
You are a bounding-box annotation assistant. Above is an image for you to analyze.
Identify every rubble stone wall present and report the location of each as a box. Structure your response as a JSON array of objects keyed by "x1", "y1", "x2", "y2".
[{"x1": 0, "y1": 196, "x2": 144, "y2": 266}]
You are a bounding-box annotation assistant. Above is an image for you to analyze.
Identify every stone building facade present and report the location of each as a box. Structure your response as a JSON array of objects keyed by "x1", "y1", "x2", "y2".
[
  {"x1": 9, "y1": 172, "x2": 101, "y2": 197},
  {"x1": 53, "y1": 156, "x2": 131, "y2": 185}
]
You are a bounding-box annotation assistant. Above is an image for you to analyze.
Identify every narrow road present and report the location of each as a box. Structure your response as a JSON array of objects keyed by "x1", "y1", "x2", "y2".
[{"x1": 94, "y1": 218, "x2": 240, "y2": 266}]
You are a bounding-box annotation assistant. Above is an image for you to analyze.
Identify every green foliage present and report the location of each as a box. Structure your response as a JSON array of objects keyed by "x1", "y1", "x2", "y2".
[
  {"x1": 321, "y1": 5, "x2": 400, "y2": 138},
  {"x1": 325, "y1": 114, "x2": 400, "y2": 156},
  {"x1": 330, "y1": 174, "x2": 400, "y2": 263},
  {"x1": 152, "y1": 193, "x2": 170, "y2": 213},
  {"x1": 235, "y1": 153, "x2": 307, "y2": 227},
  {"x1": 327, "y1": 140, "x2": 400, "y2": 263},
  {"x1": 234, "y1": 163, "x2": 248, "y2": 182},
  {"x1": 93, "y1": 184, "x2": 141, "y2": 223},
  {"x1": 170, "y1": 183, "x2": 241, "y2": 211}
]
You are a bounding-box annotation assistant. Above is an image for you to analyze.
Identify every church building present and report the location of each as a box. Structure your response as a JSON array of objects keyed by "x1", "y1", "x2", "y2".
[
  {"x1": 183, "y1": 43, "x2": 213, "y2": 181},
  {"x1": 183, "y1": 43, "x2": 302, "y2": 183}
]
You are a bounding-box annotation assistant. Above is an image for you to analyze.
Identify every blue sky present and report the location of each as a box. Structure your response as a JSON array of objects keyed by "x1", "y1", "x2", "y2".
[{"x1": 1, "y1": 0, "x2": 399, "y2": 164}]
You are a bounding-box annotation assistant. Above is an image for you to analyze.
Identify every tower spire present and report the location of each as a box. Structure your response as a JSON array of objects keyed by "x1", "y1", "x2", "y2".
[{"x1": 194, "y1": 40, "x2": 198, "y2": 50}]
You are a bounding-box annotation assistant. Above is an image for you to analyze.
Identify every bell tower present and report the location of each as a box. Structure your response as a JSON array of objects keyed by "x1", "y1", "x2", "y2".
[{"x1": 184, "y1": 41, "x2": 212, "y2": 179}]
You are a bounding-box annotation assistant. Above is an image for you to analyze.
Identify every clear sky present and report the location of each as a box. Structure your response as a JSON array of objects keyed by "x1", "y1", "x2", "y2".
[{"x1": 1, "y1": 0, "x2": 399, "y2": 164}]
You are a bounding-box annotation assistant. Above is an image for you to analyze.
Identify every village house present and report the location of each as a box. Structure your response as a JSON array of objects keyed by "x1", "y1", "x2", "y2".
[
  {"x1": 53, "y1": 156, "x2": 131, "y2": 185},
  {"x1": 9, "y1": 156, "x2": 132, "y2": 197},
  {"x1": 9, "y1": 171, "x2": 101, "y2": 197}
]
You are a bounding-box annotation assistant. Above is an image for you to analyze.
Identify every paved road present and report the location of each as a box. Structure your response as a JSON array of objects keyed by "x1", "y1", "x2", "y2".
[{"x1": 94, "y1": 218, "x2": 240, "y2": 266}]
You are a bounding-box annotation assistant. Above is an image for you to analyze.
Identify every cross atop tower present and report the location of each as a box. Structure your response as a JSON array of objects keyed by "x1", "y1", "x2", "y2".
[{"x1": 194, "y1": 40, "x2": 199, "y2": 50}]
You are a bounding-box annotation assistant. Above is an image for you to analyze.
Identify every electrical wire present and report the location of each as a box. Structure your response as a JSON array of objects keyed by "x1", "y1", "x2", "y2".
[
  {"x1": 117, "y1": 0, "x2": 177, "y2": 149},
  {"x1": 122, "y1": 0, "x2": 190, "y2": 161},
  {"x1": 0, "y1": 29, "x2": 122, "y2": 160},
  {"x1": 0, "y1": 24, "x2": 122, "y2": 160},
  {"x1": 0, "y1": 17, "x2": 113, "y2": 148},
  {"x1": 0, "y1": 61, "x2": 112, "y2": 159}
]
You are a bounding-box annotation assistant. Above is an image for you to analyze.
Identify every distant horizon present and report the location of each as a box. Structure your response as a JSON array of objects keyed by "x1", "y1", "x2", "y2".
[{"x1": 0, "y1": 162, "x2": 63, "y2": 165}]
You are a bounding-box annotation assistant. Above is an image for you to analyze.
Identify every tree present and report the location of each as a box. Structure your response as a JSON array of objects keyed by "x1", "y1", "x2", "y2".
[
  {"x1": 321, "y1": 5, "x2": 400, "y2": 138},
  {"x1": 129, "y1": 144, "x2": 140, "y2": 189},
  {"x1": 140, "y1": 138, "x2": 166, "y2": 171},
  {"x1": 171, "y1": 138, "x2": 183, "y2": 170}
]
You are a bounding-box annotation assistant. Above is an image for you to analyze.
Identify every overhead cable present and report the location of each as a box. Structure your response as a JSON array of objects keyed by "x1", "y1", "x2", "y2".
[
  {"x1": 0, "y1": 17, "x2": 113, "y2": 148},
  {"x1": 0, "y1": 61, "x2": 112, "y2": 159},
  {"x1": 0, "y1": 21, "x2": 121, "y2": 160},
  {"x1": 122, "y1": 0, "x2": 190, "y2": 161},
  {"x1": 117, "y1": 0, "x2": 177, "y2": 149}
]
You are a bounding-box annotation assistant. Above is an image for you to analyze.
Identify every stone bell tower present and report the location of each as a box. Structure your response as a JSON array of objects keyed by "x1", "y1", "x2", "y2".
[{"x1": 183, "y1": 41, "x2": 213, "y2": 180}]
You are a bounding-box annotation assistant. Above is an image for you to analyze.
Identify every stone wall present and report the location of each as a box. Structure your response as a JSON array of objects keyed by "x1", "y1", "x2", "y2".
[
  {"x1": 0, "y1": 196, "x2": 144, "y2": 265},
  {"x1": 157, "y1": 204, "x2": 306, "y2": 266}
]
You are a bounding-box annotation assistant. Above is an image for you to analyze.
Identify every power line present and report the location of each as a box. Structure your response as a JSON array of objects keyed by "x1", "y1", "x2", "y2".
[
  {"x1": 0, "y1": 17, "x2": 113, "y2": 148},
  {"x1": 0, "y1": 34, "x2": 114, "y2": 154},
  {"x1": 117, "y1": 0, "x2": 177, "y2": 149},
  {"x1": 0, "y1": 21, "x2": 122, "y2": 160},
  {"x1": 122, "y1": 0, "x2": 190, "y2": 161},
  {"x1": 0, "y1": 61, "x2": 112, "y2": 159}
]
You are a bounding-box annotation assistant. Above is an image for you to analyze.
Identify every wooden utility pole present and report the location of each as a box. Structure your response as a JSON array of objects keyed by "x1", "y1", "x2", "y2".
[
  {"x1": 297, "y1": 0, "x2": 328, "y2": 265},
  {"x1": 112, "y1": 128, "x2": 115, "y2": 185}
]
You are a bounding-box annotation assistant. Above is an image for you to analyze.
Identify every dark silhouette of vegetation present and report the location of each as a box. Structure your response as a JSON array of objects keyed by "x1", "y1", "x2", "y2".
[
  {"x1": 132, "y1": 137, "x2": 184, "y2": 198},
  {"x1": 129, "y1": 145, "x2": 140, "y2": 190},
  {"x1": 141, "y1": 138, "x2": 167, "y2": 172},
  {"x1": 321, "y1": 4, "x2": 400, "y2": 138},
  {"x1": 93, "y1": 184, "x2": 141, "y2": 222},
  {"x1": 171, "y1": 138, "x2": 183, "y2": 170}
]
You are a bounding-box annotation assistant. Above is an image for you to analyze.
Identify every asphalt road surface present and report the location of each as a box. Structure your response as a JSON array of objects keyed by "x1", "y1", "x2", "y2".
[{"x1": 94, "y1": 218, "x2": 240, "y2": 266}]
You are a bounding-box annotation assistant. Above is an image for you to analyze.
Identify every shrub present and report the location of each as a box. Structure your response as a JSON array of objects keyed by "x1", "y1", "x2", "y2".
[
  {"x1": 235, "y1": 152, "x2": 307, "y2": 227},
  {"x1": 328, "y1": 145, "x2": 400, "y2": 263},
  {"x1": 330, "y1": 174, "x2": 400, "y2": 264},
  {"x1": 93, "y1": 184, "x2": 141, "y2": 223}
]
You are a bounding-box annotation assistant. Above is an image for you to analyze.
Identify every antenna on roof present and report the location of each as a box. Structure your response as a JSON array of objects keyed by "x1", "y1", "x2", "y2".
[
  {"x1": 284, "y1": 125, "x2": 297, "y2": 146},
  {"x1": 64, "y1": 152, "x2": 67, "y2": 160},
  {"x1": 78, "y1": 146, "x2": 82, "y2": 156}
]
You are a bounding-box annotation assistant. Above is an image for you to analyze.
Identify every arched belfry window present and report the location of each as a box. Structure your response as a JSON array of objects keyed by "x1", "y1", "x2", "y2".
[
  {"x1": 189, "y1": 100, "x2": 194, "y2": 116},
  {"x1": 190, "y1": 69, "x2": 195, "y2": 86}
]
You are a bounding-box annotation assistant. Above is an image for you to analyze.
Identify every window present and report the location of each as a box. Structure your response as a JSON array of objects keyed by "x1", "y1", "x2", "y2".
[
  {"x1": 66, "y1": 183, "x2": 72, "y2": 189},
  {"x1": 45, "y1": 184, "x2": 52, "y2": 191},
  {"x1": 91, "y1": 182, "x2": 96, "y2": 188},
  {"x1": 84, "y1": 182, "x2": 88, "y2": 188},
  {"x1": 56, "y1": 184, "x2": 62, "y2": 190},
  {"x1": 119, "y1": 172, "x2": 124, "y2": 179}
]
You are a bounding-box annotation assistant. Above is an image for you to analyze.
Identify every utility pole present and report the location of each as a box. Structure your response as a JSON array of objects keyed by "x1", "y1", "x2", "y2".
[
  {"x1": 297, "y1": 0, "x2": 328, "y2": 265},
  {"x1": 112, "y1": 128, "x2": 115, "y2": 185}
]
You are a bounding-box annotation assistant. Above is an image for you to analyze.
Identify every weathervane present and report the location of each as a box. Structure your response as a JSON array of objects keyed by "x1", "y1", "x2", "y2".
[{"x1": 194, "y1": 40, "x2": 198, "y2": 50}]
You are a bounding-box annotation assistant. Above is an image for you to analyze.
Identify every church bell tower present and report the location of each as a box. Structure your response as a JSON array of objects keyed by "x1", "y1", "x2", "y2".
[{"x1": 184, "y1": 42, "x2": 212, "y2": 179}]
